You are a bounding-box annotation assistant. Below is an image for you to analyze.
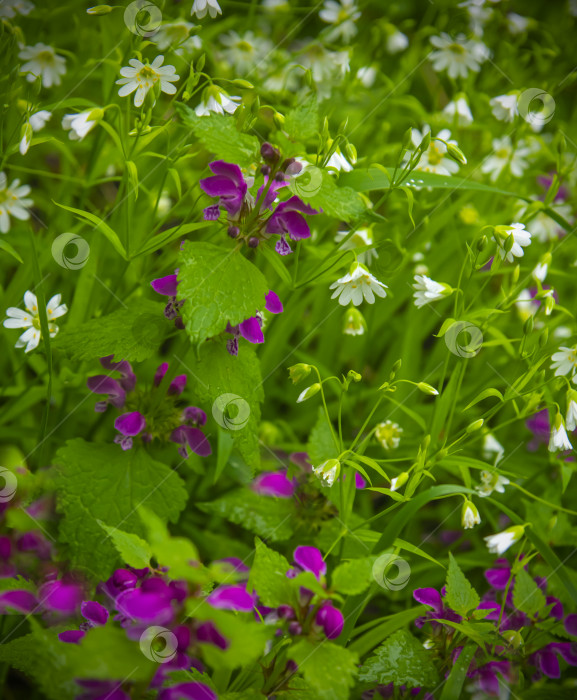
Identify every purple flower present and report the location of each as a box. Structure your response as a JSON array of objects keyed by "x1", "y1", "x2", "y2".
[
  {"x1": 203, "y1": 204, "x2": 221, "y2": 221},
  {"x1": 0, "y1": 590, "x2": 37, "y2": 614},
  {"x1": 275, "y1": 234, "x2": 293, "y2": 256},
  {"x1": 293, "y1": 546, "x2": 326, "y2": 580},
  {"x1": 39, "y1": 580, "x2": 83, "y2": 615},
  {"x1": 114, "y1": 411, "x2": 146, "y2": 450},
  {"x1": 151, "y1": 274, "x2": 178, "y2": 297},
  {"x1": 170, "y1": 426, "x2": 212, "y2": 459},
  {"x1": 565, "y1": 613, "x2": 577, "y2": 636},
  {"x1": 81, "y1": 600, "x2": 109, "y2": 627},
  {"x1": 226, "y1": 290, "x2": 283, "y2": 356},
  {"x1": 196, "y1": 620, "x2": 229, "y2": 650},
  {"x1": 115, "y1": 587, "x2": 175, "y2": 625},
  {"x1": 100, "y1": 355, "x2": 137, "y2": 391},
  {"x1": 252, "y1": 470, "x2": 296, "y2": 498},
  {"x1": 87, "y1": 376, "x2": 126, "y2": 413},
  {"x1": 413, "y1": 587, "x2": 462, "y2": 627},
  {"x1": 206, "y1": 585, "x2": 254, "y2": 612},
  {"x1": 526, "y1": 409, "x2": 550, "y2": 451},
  {"x1": 267, "y1": 196, "x2": 319, "y2": 241},
  {"x1": 59, "y1": 629, "x2": 86, "y2": 644},
  {"x1": 484, "y1": 559, "x2": 511, "y2": 590},
  {"x1": 200, "y1": 161, "x2": 248, "y2": 218},
  {"x1": 265, "y1": 290, "x2": 283, "y2": 314},
  {"x1": 183, "y1": 406, "x2": 207, "y2": 426},
  {"x1": 159, "y1": 682, "x2": 217, "y2": 700},
  {"x1": 154, "y1": 363, "x2": 187, "y2": 395},
  {"x1": 256, "y1": 174, "x2": 288, "y2": 211},
  {"x1": 470, "y1": 661, "x2": 511, "y2": 695},
  {"x1": 315, "y1": 602, "x2": 344, "y2": 639}
]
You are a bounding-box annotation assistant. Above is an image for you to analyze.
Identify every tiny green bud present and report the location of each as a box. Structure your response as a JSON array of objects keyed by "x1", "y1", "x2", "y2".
[
  {"x1": 195, "y1": 53, "x2": 206, "y2": 72},
  {"x1": 288, "y1": 363, "x2": 312, "y2": 385},
  {"x1": 523, "y1": 315, "x2": 534, "y2": 335},
  {"x1": 230, "y1": 79, "x2": 254, "y2": 89},
  {"x1": 466, "y1": 419, "x2": 484, "y2": 433},
  {"x1": 418, "y1": 131, "x2": 431, "y2": 151},
  {"x1": 344, "y1": 142, "x2": 357, "y2": 164},
  {"x1": 390, "y1": 471, "x2": 409, "y2": 492},
  {"x1": 312, "y1": 459, "x2": 340, "y2": 487},
  {"x1": 476, "y1": 235, "x2": 488, "y2": 252},
  {"x1": 511, "y1": 264, "x2": 520, "y2": 284},
  {"x1": 417, "y1": 382, "x2": 439, "y2": 396},
  {"x1": 296, "y1": 383, "x2": 321, "y2": 403},
  {"x1": 87, "y1": 4, "x2": 113, "y2": 14},
  {"x1": 347, "y1": 370, "x2": 362, "y2": 383},
  {"x1": 539, "y1": 328, "x2": 549, "y2": 347},
  {"x1": 401, "y1": 127, "x2": 413, "y2": 149},
  {"x1": 446, "y1": 142, "x2": 467, "y2": 165},
  {"x1": 502, "y1": 630, "x2": 524, "y2": 649},
  {"x1": 272, "y1": 111, "x2": 285, "y2": 129},
  {"x1": 461, "y1": 499, "x2": 481, "y2": 529}
]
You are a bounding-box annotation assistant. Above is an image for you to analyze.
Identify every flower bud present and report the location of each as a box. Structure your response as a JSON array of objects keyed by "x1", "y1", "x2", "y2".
[
  {"x1": 347, "y1": 370, "x2": 362, "y2": 383},
  {"x1": 461, "y1": 499, "x2": 481, "y2": 529},
  {"x1": 446, "y1": 142, "x2": 467, "y2": 165},
  {"x1": 418, "y1": 130, "x2": 431, "y2": 151},
  {"x1": 272, "y1": 111, "x2": 285, "y2": 129},
  {"x1": 342, "y1": 307, "x2": 366, "y2": 336},
  {"x1": 261, "y1": 142, "x2": 280, "y2": 164},
  {"x1": 523, "y1": 315, "x2": 534, "y2": 335},
  {"x1": 476, "y1": 235, "x2": 487, "y2": 251},
  {"x1": 466, "y1": 419, "x2": 484, "y2": 434},
  {"x1": 288, "y1": 363, "x2": 312, "y2": 385},
  {"x1": 539, "y1": 328, "x2": 549, "y2": 347},
  {"x1": 313, "y1": 459, "x2": 340, "y2": 487},
  {"x1": 195, "y1": 53, "x2": 206, "y2": 72},
  {"x1": 502, "y1": 630, "x2": 524, "y2": 649},
  {"x1": 248, "y1": 237, "x2": 259, "y2": 248},
  {"x1": 227, "y1": 225, "x2": 239, "y2": 239},
  {"x1": 296, "y1": 383, "x2": 321, "y2": 403},
  {"x1": 87, "y1": 4, "x2": 113, "y2": 14},
  {"x1": 511, "y1": 264, "x2": 520, "y2": 284},
  {"x1": 344, "y1": 142, "x2": 357, "y2": 164},
  {"x1": 389, "y1": 471, "x2": 409, "y2": 492},
  {"x1": 417, "y1": 382, "x2": 439, "y2": 396}
]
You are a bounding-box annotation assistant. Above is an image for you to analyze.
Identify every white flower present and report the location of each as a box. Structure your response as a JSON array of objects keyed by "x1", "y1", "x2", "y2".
[
  {"x1": 507, "y1": 13, "x2": 530, "y2": 34},
  {"x1": 389, "y1": 472, "x2": 409, "y2": 492},
  {"x1": 342, "y1": 307, "x2": 366, "y2": 336},
  {"x1": 496, "y1": 222, "x2": 531, "y2": 263},
  {"x1": 356, "y1": 66, "x2": 377, "y2": 87},
  {"x1": 154, "y1": 21, "x2": 194, "y2": 50},
  {"x1": 514, "y1": 289, "x2": 538, "y2": 323},
  {"x1": 528, "y1": 202, "x2": 572, "y2": 242},
  {"x1": 0, "y1": 172, "x2": 33, "y2": 233},
  {"x1": 0, "y1": 0, "x2": 34, "y2": 18},
  {"x1": 551, "y1": 345, "x2": 577, "y2": 379},
  {"x1": 19, "y1": 109, "x2": 51, "y2": 155},
  {"x1": 313, "y1": 459, "x2": 340, "y2": 487},
  {"x1": 443, "y1": 97, "x2": 473, "y2": 126},
  {"x1": 490, "y1": 94, "x2": 518, "y2": 122},
  {"x1": 326, "y1": 149, "x2": 353, "y2": 172},
  {"x1": 411, "y1": 126, "x2": 461, "y2": 176},
  {"x1": 335, "y1": 228, "x2": 378, "y2": 265},
  {"x1": 220, "y1": 31, "x2": 272, "y2": 74},
  {"x1": 116, "y1": 55, "x2": 179, "y2": 108},
  {"x1": 549, "y1": 414, "x2": 573, "y2": 452},
  {"x1": 461, "y1": 500, "x2": 481, "y2": 529},
  {"x1": 429, "y1": 33, "x2": 489, "y2": 79},
  {"x1": 191, "y1": 0, "x2": 222, "y2": 19},
  {"x1": 412, "y1": 275, "x2": 452, "y2": 308},
  {"x1": 319, "y1": 0, "x2": 360, "y2": 42},
  {"x1": 484, "y1": 526, "x2": 524, "y2": 555},
  {"x1": 375, "y1": 421, "x2": 403, "y2": 450},
  {"x1": 62, "y1": 110, "x2": 99, "y2": 141},
  {"x1": 532, "y1": 262, "x2": 548, "y2": 283},
  {"x1": 19, "y1": 43, "x2": 66, "y2": 88},
  {"x1": 482, "y1": 434, "x2": 505, "y2": 465},
  {"x1": 329, "y1": 262, "x2": 387, "y2": 307},
  {"x1": 481, "y1": 136, "x2": 531, "y2": 182},
  {"x1": 300, "y1": 47, "x2": 350, "y2": 99},
  {"x1": 195, "y1": 86, "x2": 241, "y2": 116},
  {"x1": 566, "y1": 390, "x2": 577, "y2": 432},
  {"x1": 385, "y1": 28, "x2": 409, "y2": 54},
  {"x1": 476, "y1": 470, "x2": 509, "y2": 498},
  {"x1": 3, "y1": 291, "x2": 67, "y2": 353}
]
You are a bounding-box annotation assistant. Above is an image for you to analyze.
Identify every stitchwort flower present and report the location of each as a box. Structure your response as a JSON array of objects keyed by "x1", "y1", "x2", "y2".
[
  {"x1": 3, "y1": 291, "x2": 67, "y2": 353},
  {"x1": 116, "y1": 56, "x2": 179, "y2": 108}
]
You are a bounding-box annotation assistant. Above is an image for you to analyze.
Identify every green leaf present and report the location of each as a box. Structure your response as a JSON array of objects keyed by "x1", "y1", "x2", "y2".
[
  {"x1": 214, "y1": 426, "x2": 235, "y2": 483},
  {"x1": 444, "y1": 552, "x2": 480, "y2": 617},
  {"x1": 133, "y1": 222, "x2": 209, "y2": 258},
  {"x1": 464, "y1": 387, "x2": 504, "y2": 410},
  {"x1": 284, "y1": 94, "x2": 318, "y2": 142},
  {"x1": 178, "y1": 241, "x2": 269, "y2": 344},
  {"x1": 125, "y1": 160, "x2": 139, "y2": 200},
  {"x1": 247, "y1": 537, "x2": 292, "y2": 606},
  {"x1": 307, "y1": 408, "x2": 337, "y2": 465},
  {"x1": 302, "y1": 170, "x2": 366, "y2": 222},
  {"x1": 176, "y1": 103, "x2": 260, "y2": 167},
  {"x1": 0, "y1": 237, "x2": 23, "y2": 263},
  {"x1": 288, "y1": 640, "x2": 358, "y2": 700},
  {"x1": 52, "y1": 299, "x2": 167, "y2": 362},
  {"x1": 332, "y1": 556, "x2": 375, "y2": 595},
  {"x1": 513, "y1": 567, "x2": 547, "y2": 618},
  {"x1": 358, "y1": 629, "x2": 438, "y2": 688},
  {"x1": 54, "y1": 439, "x2": 187, "y2": 578},
  {"x1": 440, "y1": 643, "x2": 477, "y2": 700},
  {"x1": 198, "y1": 487, "x2": 295, "y2": 541},
  {"x1": 97, "y1": 520, "x2": 151, "y2": 569},
  {"x1": 52, "y1": 200, "x2": 127, "y2": 259},
  {"x1": 348, "y1": 608, "x2": 423, "y2": 657}
]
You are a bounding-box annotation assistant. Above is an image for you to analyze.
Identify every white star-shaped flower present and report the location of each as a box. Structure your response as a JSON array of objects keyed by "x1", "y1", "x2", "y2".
[
  {"x1": 116, "y1": 55, "x2": 179, "y2": 108},
  {"x1": 329, "y1": 262, "x2": 387, "y2": 307},
  {"x1": 3, "y1": 291, "x2": 67, "y2": 353}
]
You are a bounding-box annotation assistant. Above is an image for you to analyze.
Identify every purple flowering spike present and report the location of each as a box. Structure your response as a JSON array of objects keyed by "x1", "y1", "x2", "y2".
[
  {"x1": 81, "y1": 600, "x2": 109, "y2": 626},
  {"x1": 315, "y1": 603, "x2": 344, "y2": 639},
  {"x1": 159, "y1": 682, "x2": 217, "y2": 700},
  {"x1": 168, "y1": 375, "x2": 187, "y2": 395},
  {"x1": 484, "y1": 566, "x2": 511, "y2": 590},
  {"x1": 59, "y1": 629, "x2": 86, "y2": 644},
  {"x1": 266, "y1": 196, "x2": 319, "y2": 241},
  {"x1": 39, "y1": 581, "x2": 83, "y2": 615},
  {"x1": 115, "y1": 411, "x2": 146, "y2": 437},
  {"x1": 257, "y1": 175, "x2": 288, "y2": 211},
  {"x1": 238, "y1": 317, "x2": 264, "y2": 344},
  {"x1": 196, "y1": 620, "x2": 229, "y2": 650},
  {"x1": 547, "y1": 596, "x2": 564, "y2": 620},
  {"x1": 565, "y1": 613, "x2": 577, "y2": 636},
  {"x1": 535, "y1": 647, "x2": 561, "y2": 678},
  {"x1": 275, "y1": 234, "x2": 293, "y2": 256},
  {"x1": 413, "y1": 588, "x2": 443, "y2": 613},
  {"x1": 0, "y1": 590, "x2": 38, "y2": 614},
  {"x1": 200, "y1": 160, "x2": 248, "y2": 217},
  {"x1": 154, "y1": 362, "x2": 168, "y2": 386},
  {"x1": 203, "y1": 204, "x2": 221, "y2": 221},
  {"x1": 293, "y1": 546, "x2": 326, "y2": 580},
  {"x1": 87, "y1": 376, "x2": 126, "y2": 411},
  {"x1": 183, "y1": 407, "x2": 207, "y2": 426},
  {"x1": 100, "y1": 355, "x2": 137, "y2": 392},
  {"x1": 252, "y1": 470, "x2": 295, "y2": 498},
  {"x1": 151, "y1": 274, "x2": 178, "y2": 297},
  {"x1": 265, "y1": 290, "x2": 283, "y2": 314},
  {"x1": 115, "y1": 588, "x2": 174, "y2": 625},
  {"x1": 207, "y1": 585, "x2": 254, "y2": 612},
  {"x1": 170, "y1": 426, "x2": 212, "y2": 457}
]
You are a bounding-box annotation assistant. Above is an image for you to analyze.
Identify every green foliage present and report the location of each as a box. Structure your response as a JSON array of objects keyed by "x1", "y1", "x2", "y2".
[
  {"x1": 304, "y1": 170, "x2": 366, "y2": 222},
  {"x1": 284, "y1": 94, "x2": 319, "y2": 142},
  {"x1": 444, "y1": 552, "x2": 481, "y2": 618},
  {"x1": 97, "y1": 520, "x2": 152, "y2": 569},
  {"x1": 513, "y1": 567, "x2": 547, "y2": 618},
  {"x1": 331, "y1": 556, "x2": 375, "y2": 595},
  {"x1": 247, "y1": 537, "x2": 292, "y2": 606},
  {"x1": 307, "y1": 408, "x2": 337, "y2": 465},
  {"x1": 288, "y1": 640, "x2": 359, "y2": 700}
]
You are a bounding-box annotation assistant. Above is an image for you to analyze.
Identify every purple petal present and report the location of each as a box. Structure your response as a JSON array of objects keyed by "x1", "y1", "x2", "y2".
[
  {"x1": 281, "y1": 211, "x2": 311, "y2": 241},
  {"x1": 315, "y1": 603, "x2": 344, "y2": 639},
  {"x1": 275, "y1": 234, "x2": 293, "y2": 256},
  {"x1": 115, "y1": 588, "x2": 174, "y2": 625},
  {"x1": 550, "y1": 641, "x2": 577, "y2": 665},
  {"x1": 484, "y1": 567, "x2": 511, "y2": 590},
  {"x1": 478, "y1": 668, "x2": 500, "y2": 695},
  {"x1": 114, "y1": 411, "x2": 146, "y2": 437},
  {"x1": 59, "y1": 629, "x2": 86, "y2": 644},
  {"x1": 159, "y1": 682, "x2": 217, "y2": 700},
  {"x1": 536, "y1": 648, "x2": 561, "y2": 678},
  {"x1": 196, "y1": 620, "x2": 229, "y2": 650},
  {"x1": 252, "y1": 470, "x2": 295, "y2": 498},
  {"x1": 226, "y1": 336, "x2": 239, "y2": 356},
  {"x1": 170, "y1": 426, "x2": 212, "y2": 457},
  {"x1": 265, "y1": 290, "x2": 283, "y2": 314},
  {"x1": 203, "y1": 204, "x2": 221, "y2": 221},
  {"x1": 99, "y1": 355, "x2": 137, "y2": 391},
  {"x1": 168, "y1": 375, "x2": 187, "y2": 395},
  {"x1": 276, "y1": 196, "x2": 319, "y2": 216},
  {"x1": 183, "y1": 407, "x2": 207, "y2": 426},
  {"x1": 154, "y1": 362, "x2": 169, "y2": 386},
  {"x1": 81, "y1": 600, "x2": 109, "y2": 626},
  {"x1": 477, "y1": 600, "x2": 501, "y2": 621},
  {"x1": 293, "y1": 546, "x2": 326, "y2": 580},
  {"x1": 0, "y1": 590, "x2": 38, "y2": 614},
  {"x1": 257, "y1": 176, "x2": 288, "y2": 211},
  {"x1": 87, "y1": 376, "x2": 126, "y2": 409},
  {"x1": 209, "y1": 160, "x2": 245, "y2": 187},
  {"x1": 547, "y1": 596, "x2": 564, "y2": 620},
  {"x1": 238, "y1": 317, "x2": 264, "y2": 344},
  {"x1": 214, "y1": 557, "x2": 250, "y2": 575},
  {"x1": 355, "y1": 473, "x2": 367, "y2": 489},
  {"x1": 565, "y1": 613, "x2": 577, "y2": 636},
  {"x1": 413, "y1": 588, "x2": 443, "y2": 613},
  {"x1": 207, "y1": 585, "x2": 254, "y2": 612},
  {"x1": 39, "y1": 581, "x2": 83, "y2": 614},
  {"x1": 151, "y1": 274, "x2": 178, "y2": 297}
]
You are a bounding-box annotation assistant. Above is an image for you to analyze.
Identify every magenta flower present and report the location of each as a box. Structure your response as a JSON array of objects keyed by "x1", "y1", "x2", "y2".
[
  {"x1": 151, "y1": 272, "x2": 184, "y2": 326},
  {"x1": 292, "y1": 546, "x2": 326, "y2": 580},
  {"x1": 226, "y1": 289, "x2": 283, "y2": 356},
  {"x1": 0, "y1": 590, "x2": 37, "y2": 614},
  {"x1": 252, "y1": 470, "x2": 296, "y2": 498},
  {"x1": 266, "y1": 196, "x2": 319, "y2": 255},
  {"x1": 170, "y1": 425, "x2": 212, "y2": 459},
  {"x1": 59, "y1": 600, "x2": 109, "y2": 644},
  {"x1": 526, "y1": 409, "x2": 550, "y2": 450},
  {"x1": 315, "y1": 602, "x2": 344, "y2": 639},
  {"x1": 200, "y1": 160, "x2": 248, "y2": 219},
  {"x1": 196, "y1": 620, "x2": 229, "y2": 650},
  {"x1": 159, "y1": 682, "x2": 217, "y2": 700},
  {"x1": 114, "y1": 411, "x2": 146, "y2": 450},
  {"x1": 39, "y1": 580, "x2": 83, "y2": 615},
  {"x1": 207, "y1": 585, "x2": 254, "y2": 613}
]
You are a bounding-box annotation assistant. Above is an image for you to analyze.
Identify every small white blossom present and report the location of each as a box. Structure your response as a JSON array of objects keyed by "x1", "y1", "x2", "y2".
[
  {"x1": 411, "y1": 126, "x2": 461, "y2": 176},
  {"x1": 19, "y1": 109, "x2": 51, "y2": 155},
  {"x1": 385, "y1": 28, "x2": 409, "y2": 54},
  {"x1": 220, "y1": 31, "x2": 272, "y2": 74},
  {"x1": 443, "y1": 97, "x2": 473, "y2": 126},
  {"x1": 482, "y1": 434, "x2": 505, "y2": 465},
  {"x1": 116, "y1": 56, "x2": 179, "y2": 108},
  {"x1": 484, "y1": 526, "x2": 524, "y2": 555},
  {"x1": 429, "y1": 32, "x2": 489, "y2": 79},
  {"x1": 195, "y1": 86, "x2": 241, "y2": 116},
  {"x1": 476, "y1": 470, "x2": 509, "y2": 498},
  {"x1": 356, "y1": 66, "x2": 377, "y2": 87},
  {"x1": 3, "y1": 291, "x2": 67, "y2": 353},
  {"x1": 342, "y1": 307, "x2": 366, "y2": 336},
  {"x1": 375, "y1": 420, "x2": 403, "y2": 450},
  {"x1": 566, "y1": 390, "x2": 577, "y2": 432},
  {"x1": 551, "y1": 345, "x2": 577, "y2": 379},
  {"x1": 481, "y1": 136, "x2": 531, "y2": 182},
  {"x1": 191, "y1": 0, "x2": 222, "y2": 19},
  {"x1": 313, "y1": 459, "x2": 340, "y2": 487},
  {"x1": 19, "y1": 43, "x2": 66, "y2": 88},
  {"x1": 326, "y1": 149, "x2": 353, "y2": 172},
  {"x1": 154, "y1": 21, "x2": 194, "y2": 50},
  {"x1": 62, "y1": 110, "x2": 100, "y2": 141},
  {"x1": 329, "y1": 262, "x2": 387, "y2": 307},
  {"x1": 527, "y1": 202, "x2": 572, "y2": 242},
  {"x1": 507, "y1": 13, "x2": 530, "y2": 34},
  {"x1": 0, "y1": 172, "x2": 33, "y2": 233},
  {"x1": 461, "y1": 500, "x2": 481, "y2": 529},
  {"x1": 490, "y1": 94, "x2": 518, "y2": 122},
  {"x1": 549, "y1": 414, "x2": 573, "y2": 452},
  {"x1": 0, "y1": 0, "x2": 34, "y2": 18},
  {"x1": 496, "y1": 222, "x2": 532, "y2": 263},
  {"x1": 335, "y1": 229, "x2": 378, "y2": 265},
  {"x1": 389, "y1": 472, "x2": 409, "y2": 492},
  {"x1": 319, "y1": 0, "x2": 361, "y2": 42},
  {"x1": 412, "y1": 275, "x2": 452, "y2": 308},
  {"x1": 532, "y1": 262, "x2": 548, "y2": 283}
]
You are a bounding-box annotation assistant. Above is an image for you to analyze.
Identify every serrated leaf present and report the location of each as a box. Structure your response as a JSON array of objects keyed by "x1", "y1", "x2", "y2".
[
  {"x1": 54, "y1": 439, "x2": 187, "y2": 579},
  {"x1": 513, "y1": 567, "x2": 547, "y2": 618},
  {"x1": 307, "y1": 408, "x2": 337, "y2": 466},
  {"x1": 358, "y1": 629, "x2": 438, "y2": 688},
  {"x1": 176, "y1": 103, "x2": 260, "y2": 167},
  {"x1": 288, "y1": 640, "x2": 358, "y2": 700},
  {"x1": 97, "y1": 520, "x2": 151, "y2": 569},
  {"x1": 331, "y1": 556, "x2": 375, "y2": 595},
  {"x1": 304, "y1": 170, "x2": 366, "y2": 222},
  {"x1": 52, "y1": 299, "x2": 168, "y2": 362},
  {"x1": 247, "y1": 537, "x2": 292, "y2": 606},
  {"x1": 444, "y1": 552, "x2": 480, "y2": 618},
  {"x1": 178, "y1": 241, "x2": 269, "y2": 344},
  {"x1": 198, "y1": 487, "x2": 295, "y2": 541},
  {"x1": 284, "y1": 94, "x2": 318, "y2": 142}
]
